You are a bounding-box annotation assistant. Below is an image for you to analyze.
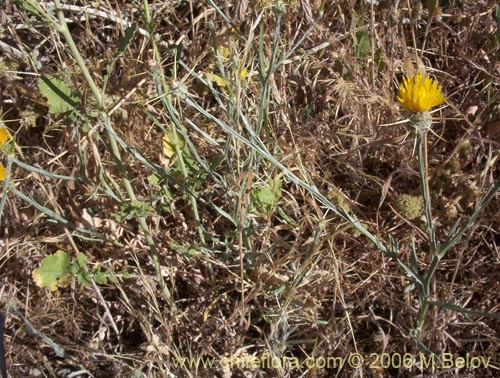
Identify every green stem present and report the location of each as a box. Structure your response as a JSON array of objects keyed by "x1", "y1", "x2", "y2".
[
  {"x1": 143, "y1": 0, "x2": 205, "y2": 245},
  {"x1": 53, "y1": 0, "x2": 104, "y2": 110},
  {"x1": 101, "y1": 117, "x2": 171, "y2": 302},
  {"x1": 414, "y1": 114, "x2": 438, "y2": 335},
  {"x1": 52, "y1": 0, "x2": 171, "y2": 303},
  {"x1": 416, "y1": 130, "x2": 437, "y2": 252},
  {"x1": 184, "y1": 96, "x2": 389, "y2": 253}
]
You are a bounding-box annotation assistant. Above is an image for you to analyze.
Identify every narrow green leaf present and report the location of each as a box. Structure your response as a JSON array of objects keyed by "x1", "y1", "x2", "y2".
[
  {"x1": 11, "y1": 305, "x2": 70, "y2": 359},
  {"x1": 103, "y1": 24, "x2": 137, "y2": 91},
  {"x1": 13, "y1": 188, "x2": 107, "y2": 240},
  {"x1": 117, "y1": 24, "x2": 137, "y2": 55},
  {"x1": 12, "y1": 157, "x2": 80, "y2": 181},
  {"x1": 430, "y1": 300, "x2": 500, "y2": 320}
]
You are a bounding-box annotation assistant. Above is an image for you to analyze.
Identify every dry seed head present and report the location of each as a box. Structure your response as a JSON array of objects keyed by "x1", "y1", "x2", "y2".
[
  {"x1": 443, "y1": 202, "x2": 458, "y2": 222},
  {"x1": 327, "y1": 187, "x2": 351, "y2": 212},
  {"x1": 395, "y1": 194, "x2": 424, "y2": 220}
]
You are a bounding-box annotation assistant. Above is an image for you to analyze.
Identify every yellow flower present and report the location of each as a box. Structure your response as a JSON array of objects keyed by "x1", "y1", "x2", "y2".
[
  {"x1": 0, "y1": 164, "x2": 6, "y2": 181},
  {"x1": 0, "y1": 127, "x2": 10, "y2": 181},
  {"x1": 0, "y1": 127, "x2": 9, "y2": 148},
  {"x1": 397, "y1": 71, "x2": 446, "y2": 113}
]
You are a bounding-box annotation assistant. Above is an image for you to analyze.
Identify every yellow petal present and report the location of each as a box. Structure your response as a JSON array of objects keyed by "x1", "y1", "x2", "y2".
[
  {"x1": 397, "y1": 71, "x2": 446, "y2": 113},
  {"x1": 240, "y1": 67, "x2": 248, "y2": 80},
  {"x1": 161, "y1": 131, "x2": 186, "y2": 167},
  {"x1": 0, "y1": 127, "x2": 9, "y2": 148},
  {"x1": 209, "y1": 73, "x2": 227, "y2": 87}
]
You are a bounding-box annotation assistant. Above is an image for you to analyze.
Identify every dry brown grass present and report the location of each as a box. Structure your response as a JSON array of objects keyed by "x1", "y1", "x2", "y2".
[{"x1": 0, "y1": 0, "x2": 499, "y2": 377}]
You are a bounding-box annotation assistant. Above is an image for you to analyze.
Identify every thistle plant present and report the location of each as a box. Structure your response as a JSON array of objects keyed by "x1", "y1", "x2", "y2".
[
  {"x1": 6, "y1": 3, "x2": 500, "y2": 372},
  {"x1": 173, "y1": 4, "x2": 500, "y2": 346},
  {"x1": 397, "y1": 70, "x2": 447, "y2": 335},
  {"x1": 396, "y1": 69, "x2": 500, "y2": 340}
]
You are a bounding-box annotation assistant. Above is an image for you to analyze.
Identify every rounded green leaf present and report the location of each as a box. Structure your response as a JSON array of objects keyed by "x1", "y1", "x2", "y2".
[{"x1": 32, "y1": 250, "x2": 72, "y2": 291}]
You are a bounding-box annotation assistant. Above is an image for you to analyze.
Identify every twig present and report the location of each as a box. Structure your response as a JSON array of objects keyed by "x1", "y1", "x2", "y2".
[{"x1": 0, "y1": 40, "x2": 27, "y2": 60}]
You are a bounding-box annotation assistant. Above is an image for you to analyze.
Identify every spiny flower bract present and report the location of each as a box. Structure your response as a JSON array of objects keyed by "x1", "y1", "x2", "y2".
[{"x1": 397, "y1": 71, "x2": 446, "y2": 113}]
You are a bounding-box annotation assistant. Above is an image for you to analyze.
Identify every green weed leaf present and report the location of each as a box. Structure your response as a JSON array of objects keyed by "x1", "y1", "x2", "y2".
[
  {"x1": 103, "y1": 23, "x2": 137, "y2": 90},
  {"x1": 72, "y1": 253, "x2": 92, "y2": 287},
  {"x1": 93, "y1": 267, "x2": 108, "y2": 285},
  {"x1": 115, "y1": 200, "x2": 154, "y2": 222},
  {"x1": 32, "y1": 250, "x2": 72, "y2": 291},
  {"x1": 38, "y1": 76, "x2": 79, "y2": 114},
  {"x1": 355, "y1": 31, "x2": 370, "y2": 60},
  {"x1": 117, "y1": 24, "x2": 137, "y2": 55},
  {"x1": 253, "y1": 176, "x2": 282, "y2": 214},
  {"x1": 33, "y1": 250, "x2": 130, "y2": 290},
  {"x1": 149, "y1": 173, "x2": 161, "y2": 186}
]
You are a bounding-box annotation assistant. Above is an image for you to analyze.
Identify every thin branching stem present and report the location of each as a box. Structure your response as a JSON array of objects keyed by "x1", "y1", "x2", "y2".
[
  {"x1": 50, "y1": 0, "x2": 172, "y2": 303},
  {"x1": 143, "y1": 0, "x2": 206, "y2": 245}
]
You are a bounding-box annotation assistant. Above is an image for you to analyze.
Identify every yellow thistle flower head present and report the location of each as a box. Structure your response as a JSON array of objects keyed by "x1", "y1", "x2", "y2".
[
  {"x1": 0, "y1": 127, "x2": 9, "y2": 148},
  {"x1": 397, "y1": 71, "x2": 446, "y2": 113}
]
